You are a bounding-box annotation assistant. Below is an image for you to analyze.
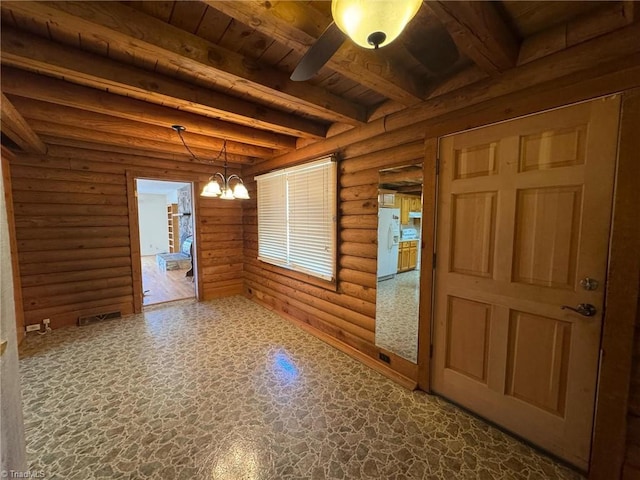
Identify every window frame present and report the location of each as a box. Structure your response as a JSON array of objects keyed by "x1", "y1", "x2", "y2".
[{"x1": 255, "y1": 155, "x2": 339, "y2": 289}]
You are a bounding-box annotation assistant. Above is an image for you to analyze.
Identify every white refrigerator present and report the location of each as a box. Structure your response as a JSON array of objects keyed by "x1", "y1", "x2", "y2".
[{"x1": 377, "y1": 208, "x2": 400, "y2": 280}]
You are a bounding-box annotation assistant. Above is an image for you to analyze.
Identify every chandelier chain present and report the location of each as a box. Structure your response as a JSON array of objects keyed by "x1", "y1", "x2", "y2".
[
  {"x1": 175, "y1": 128, "x2": 226, "y2": 165},
  {"x1": 171, "y1": 124, "x2": 249, "y2": 200}
]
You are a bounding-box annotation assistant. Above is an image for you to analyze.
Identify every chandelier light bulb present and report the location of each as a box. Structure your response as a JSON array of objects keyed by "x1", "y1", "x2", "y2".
[
  {"x1": 201, "y1": 177, "x2": 222, "y2": 197},
  {"x1": 232, "y1": 182, "x2": 250, "y2": 200},
  {"x1": 172, "y1": 125, "x2": 250, "y2": 200},
  {"x1": 220, "y1": 188, "x2": 235, "y2": 200}
]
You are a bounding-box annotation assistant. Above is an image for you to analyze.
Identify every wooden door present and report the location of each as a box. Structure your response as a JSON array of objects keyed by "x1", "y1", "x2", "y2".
[{"x1": 432, "y1": 97, "x2": 621, "y2": 470}]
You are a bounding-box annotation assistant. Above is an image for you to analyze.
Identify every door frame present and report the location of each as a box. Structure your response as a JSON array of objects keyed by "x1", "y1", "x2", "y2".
[
  {"x1": 126, "y1": 170, "x2": 202, "y2": 312},
  {"x1": 1, "y1": 150, "x2": 25, "y2": 345},
  {"x1": 589, "y1": 89, "x2": 640, "y2": 478},
  {"x1": 417, "y1": 90, "x2": 640, "y2": 478},
  {"x1": 416, "y1": 138, "x2": 438, "y2": 390}
]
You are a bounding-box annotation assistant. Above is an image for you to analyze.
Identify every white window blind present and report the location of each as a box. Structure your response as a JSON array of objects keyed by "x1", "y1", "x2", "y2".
[{"x1": 256, "y1": 157, "x2": 337, "y2": 281}]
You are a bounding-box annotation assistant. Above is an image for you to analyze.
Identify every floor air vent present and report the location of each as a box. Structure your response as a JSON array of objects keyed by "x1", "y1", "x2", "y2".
[{"x1": 77, "y1": 311, "x2": 122, "y2": 326}]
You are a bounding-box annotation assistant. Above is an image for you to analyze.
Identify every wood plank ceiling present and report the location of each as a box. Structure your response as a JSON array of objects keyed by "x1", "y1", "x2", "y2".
[{"x1": 0, "y1": 0, "x2": 633, "y2": 168}]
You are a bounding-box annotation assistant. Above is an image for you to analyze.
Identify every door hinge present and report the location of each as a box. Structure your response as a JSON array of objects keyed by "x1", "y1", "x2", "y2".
[
  {"x1": 435, "y1": 157, "x2": 440, "y2": 175},
  {"x1": 432, "y1": 252, "x2": 436, "y2": 269}
]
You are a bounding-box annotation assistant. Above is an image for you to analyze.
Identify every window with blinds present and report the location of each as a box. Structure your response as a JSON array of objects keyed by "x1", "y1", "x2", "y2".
[{"x1": 256, "y1": 157, "x2": 337, "y2": 282}]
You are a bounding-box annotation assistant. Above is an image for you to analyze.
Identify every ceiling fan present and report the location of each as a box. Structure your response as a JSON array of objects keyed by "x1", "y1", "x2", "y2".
[{"x1": 290, "y1": 0, "x2": 459, "y2": 81}]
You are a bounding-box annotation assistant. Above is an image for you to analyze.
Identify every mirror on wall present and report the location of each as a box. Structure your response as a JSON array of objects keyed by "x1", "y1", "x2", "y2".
[{"x1": 375, "y1": 164, "x2": 423, "y2": 363}]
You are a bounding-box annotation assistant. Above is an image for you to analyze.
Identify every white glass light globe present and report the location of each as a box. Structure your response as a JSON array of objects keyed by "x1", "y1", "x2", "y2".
[
  {"x1": 201, "y1": 178, "x2": 222, "y2": 197},
  {"x1": 331, "y1": 0, "x2": 421, "y2": 49}
]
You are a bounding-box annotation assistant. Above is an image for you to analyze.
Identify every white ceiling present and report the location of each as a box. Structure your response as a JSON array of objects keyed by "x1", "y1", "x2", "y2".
[{"x1": 136, "y1": 179, "x2": 191, "y2": 196}]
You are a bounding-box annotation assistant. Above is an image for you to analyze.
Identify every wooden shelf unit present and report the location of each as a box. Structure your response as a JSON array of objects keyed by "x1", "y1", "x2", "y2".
[{"x1": 167, "y1": 203, "x2": 179, "y2": 253}]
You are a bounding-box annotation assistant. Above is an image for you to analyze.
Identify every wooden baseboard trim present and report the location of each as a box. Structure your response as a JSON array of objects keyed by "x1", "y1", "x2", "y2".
[
  {"x1": 246, "y1": 293, "x2": 418, "y2": 391},
  {"x1": 202, "y1": 285, "x2": 243, "y2": 300}
]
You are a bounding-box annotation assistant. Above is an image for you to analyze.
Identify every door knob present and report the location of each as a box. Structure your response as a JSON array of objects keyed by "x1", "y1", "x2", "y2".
[
  {"x1": 579, "y1": 277, "x2": 599, "y2": 291},
  {"x1": 561, "y1": 303, "x2": 597, "y2": 317}
]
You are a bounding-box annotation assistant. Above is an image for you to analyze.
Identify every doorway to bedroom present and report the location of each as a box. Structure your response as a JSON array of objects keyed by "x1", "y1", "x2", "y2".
[{"x1": 135, "y1": 179, "x2": 196, "y2": 306}]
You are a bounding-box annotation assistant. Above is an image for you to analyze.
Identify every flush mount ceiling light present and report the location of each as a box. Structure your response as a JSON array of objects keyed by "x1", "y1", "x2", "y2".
[
  {"x1": 171, "y1": 125, "x2": 249, "y2": 200},
  {"x1": 331, "y1": 0, "x2": 422, "y2": 49},
  {"x1": 290, "y1": 0, "x2": 422, "y2": 81}
]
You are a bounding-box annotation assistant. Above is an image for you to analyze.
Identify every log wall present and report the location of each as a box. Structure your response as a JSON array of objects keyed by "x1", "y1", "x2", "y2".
[
  {"x1": 243, "y1": 135, "x2": 427, "y2": 382},
  {"x1": 242, "y1": 67, "x2": 640, "y2": 474},
  {"x1": 9, "y1": 147, "x2": 243, "y2": 329}
]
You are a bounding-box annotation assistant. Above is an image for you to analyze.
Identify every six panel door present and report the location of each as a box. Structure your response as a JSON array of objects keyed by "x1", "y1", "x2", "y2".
[{"x1": 432, "y1": 96, "x2": 621, "y2": 470}]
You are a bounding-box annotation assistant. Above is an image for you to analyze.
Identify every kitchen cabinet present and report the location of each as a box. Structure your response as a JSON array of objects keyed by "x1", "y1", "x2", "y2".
[
  {"x1": 409, "y1": 242, "x2": 418, "y2": 269},
  {"x1": 401, "y1": 196, "x2": 412, "y2": 224},
  {"x1": 401, "y1": 247, "x2": 411, "y2": 271},
  {"x1": 393, "y1": 194, "x2": 422, "y2": 224},
  {"x1": 378, "y1": 193, "x2": 395, "y2": 207},
  {"x1": 397, "y1": 240, "x2": 418, "y2": 272}
]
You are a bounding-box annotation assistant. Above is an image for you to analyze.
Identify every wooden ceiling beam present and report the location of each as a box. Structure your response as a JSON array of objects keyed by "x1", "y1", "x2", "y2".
[
  {"x1": 0, "y1": 93, "x2": 47, "y2": 154},
  {"x1": 0, "y1": 28, "x2": 326, "y2": 140},
  {"x1": 27, "y1": 120, "x2": 253, "y2": 165},
  {"x1": 205, "y1": 1, "x2": 425, "y2": 106},
  {"x1": 1, "y1": 145, "x2": 16, "y2": 160},
  {"x1": 10, "y1": 96, "x2": 273, "y2": 159},
  {"x1": 379, "y1": 169, "x2": 423, "y2": 184},
  {"x1": 1, "y1": 68, "x2": 294, "y2": 151},
  {"x1": 35, "y1": 144, "x2": 237, "y2": 174},
  {"x1": 40, "y1": 140, "x2": 244, "y2": 169},
  {"x1": 247, "y1": 24, "x2": 640, "y2": 175},
  {"x1": 518, "y1": 1, "x2": 638, "y2": 65},
  {"x1": 391, "y1": 185, "x2": 423, "y2": 194},
  {"x1": 426, "y1": 1, "x2": 519, "y2": 74},
  {"x1": 4, "y1": 1, "x2": 366, "y2": 126}
]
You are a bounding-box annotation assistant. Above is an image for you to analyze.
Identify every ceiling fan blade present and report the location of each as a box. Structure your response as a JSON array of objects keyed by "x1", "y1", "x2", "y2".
[{"x1": 290, "y1": 22, "x2": 346, "y2": 81}]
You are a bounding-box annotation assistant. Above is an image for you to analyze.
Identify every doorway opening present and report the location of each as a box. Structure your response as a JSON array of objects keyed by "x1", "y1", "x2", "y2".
[
  {"x1": 375, "y1": 164, "x2": 423, "y2": 364},
  {"x1": 135, "y1": 179, "x2": 196, "y2": 306}
]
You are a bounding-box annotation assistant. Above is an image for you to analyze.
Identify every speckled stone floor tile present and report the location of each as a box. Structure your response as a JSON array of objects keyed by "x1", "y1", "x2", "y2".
[{"x1": 19, "y1": 296, "x2": 584, "y2": 479}]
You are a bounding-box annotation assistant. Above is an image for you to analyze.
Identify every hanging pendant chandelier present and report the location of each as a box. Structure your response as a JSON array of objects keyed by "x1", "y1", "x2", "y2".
[{"x1": 171, "y1": 125, "x2": 250, "y2": 200}]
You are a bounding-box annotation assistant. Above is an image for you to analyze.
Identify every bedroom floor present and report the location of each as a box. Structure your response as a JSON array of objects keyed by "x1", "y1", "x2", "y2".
[
  {"x1": 141, "y1": 255, "x2": 194, "y2": 306},
  {"x1": 19, "y1": 296, "x2": 583, "y2": 479}
]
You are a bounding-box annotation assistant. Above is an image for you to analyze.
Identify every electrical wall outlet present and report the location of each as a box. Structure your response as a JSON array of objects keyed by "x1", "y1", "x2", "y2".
[
  {"x1": 26, "y1": 324, "x2": 41, "y2": 333},
  {"x1": 43, "y1": 318, "x2": 51, "y2": 326}
]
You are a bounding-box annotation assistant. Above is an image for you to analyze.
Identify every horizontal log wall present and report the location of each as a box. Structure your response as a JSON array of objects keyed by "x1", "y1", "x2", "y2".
[
  {"x1": 243, "y1": 138, "x2": 426, "y2": 382},
  {"x1": 242, "y1": 61, "x2": 640, "y2": 418},
  {"x1": 9, "y1": 147, "x2": 243, "y2": 329}
]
